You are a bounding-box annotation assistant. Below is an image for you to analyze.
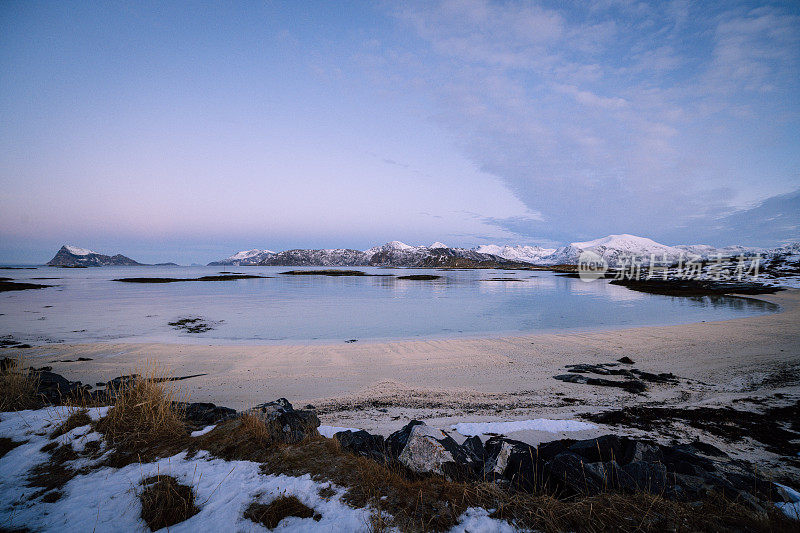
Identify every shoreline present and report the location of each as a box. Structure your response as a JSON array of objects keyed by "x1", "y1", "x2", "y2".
[
  {"x1": 5, "y1": 289, "x2": 795, "y2": 400},
  {"x1": 3, "y1": 289, "x2": 800, "y2": 478}
]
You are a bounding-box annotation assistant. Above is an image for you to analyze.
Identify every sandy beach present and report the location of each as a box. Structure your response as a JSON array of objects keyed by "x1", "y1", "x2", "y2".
[{"x1": 8, "y1": 289, "x2": 797, "y2": 437}]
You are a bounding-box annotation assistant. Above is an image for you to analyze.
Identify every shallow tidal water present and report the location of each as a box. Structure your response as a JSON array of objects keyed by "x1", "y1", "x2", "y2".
[{"x1": 0, "y1": 265, "x2": 779, "y2": 345}]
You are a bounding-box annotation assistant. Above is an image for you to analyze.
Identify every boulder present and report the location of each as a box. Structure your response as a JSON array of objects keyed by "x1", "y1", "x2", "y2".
[
  {"x1": 33, "y1": 370, "x2": 84, "y2": 403},
  {"x1": 386, "y1": 421, "x2": 478, "y2": 480},
  {"x1": 482, "y1": 437, "x2": 539, "y2": 489},
  {"x1": 334, "y1": 430, "x2": 387, "y2": 462},
  {"x1": 181, "y1": 402, "x2": 237, "y2": 426},
  {"x1": 245, "y1": 398, "x2": 320, "y2": 444}
]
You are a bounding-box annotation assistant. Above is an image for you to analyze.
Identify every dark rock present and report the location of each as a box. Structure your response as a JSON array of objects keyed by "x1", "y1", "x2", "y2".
[
  {"x1": 245, "y1": 398, "x2": 320, "y2": 444},
  {"x1": 617, "y1": 356, "x2": 635, "y2": 364},
  {"x1": 180, "y1": 402, "x2": 237, "y2": 426},
  {"x1": 543, "y1": 451, "x2": 605, "y2": 496},
  {"x1": 106, "y1": 374, "x2": 140, "y2": 390},
  {"x1": 569, "y1": 434, "x2": 626, "y2": 463},
  {"x1": 553, "y1": 373, "x2": 647, "y2": 393},
  {"x1": 334, "y1": 430, "x2": 387, "y2": 462},
  {"x1": 461, "y1": 435, "x2": 486, "y2": 463},
  {"x1": 33, "y1": 370, "x2": 84, "y2": 403},
  {"x1": 482, "y1": 437, "x2": 540, "y2": 489}
]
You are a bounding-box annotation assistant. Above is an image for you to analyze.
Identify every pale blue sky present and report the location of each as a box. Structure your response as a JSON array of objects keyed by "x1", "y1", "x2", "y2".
[{"x1": 1, "y1": 1, "x2": 798, "y2": 264}]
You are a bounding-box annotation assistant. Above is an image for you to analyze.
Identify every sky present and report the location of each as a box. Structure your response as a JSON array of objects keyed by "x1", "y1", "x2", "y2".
[{"x1": 1, "y1": 0, "x2": 798, "y2": 264}]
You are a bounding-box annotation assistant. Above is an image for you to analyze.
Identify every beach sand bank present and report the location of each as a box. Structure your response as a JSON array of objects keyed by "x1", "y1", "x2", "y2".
[{"x1": 5, "y1": 289, "x2": 799, "y2": 477}]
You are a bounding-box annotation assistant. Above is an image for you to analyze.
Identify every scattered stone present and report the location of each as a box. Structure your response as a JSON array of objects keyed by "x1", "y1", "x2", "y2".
[
  {"x1": 553, "y1": 373, "x2": 647, "y2": 394},
  {"x1": 168, "y1": 317, "x2": 215, "y2": 334},
  {"x1": 396, "y1": 274, "x2": 441, "y2": 280},
  {"x1": 617, "y1": 356, "x2": 635, "y2": 364},
  {"x1": 344, "y1": 339, "x2": 358, "y2": 343},
  {"x1": 585, "y1": 401, "x2": 800, "y2": 457}
]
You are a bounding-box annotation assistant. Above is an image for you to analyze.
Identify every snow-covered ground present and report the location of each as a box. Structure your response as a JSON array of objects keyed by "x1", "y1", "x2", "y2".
[
  {"x1": 451, "y1": 419, "x2": 597, "y2": 437},
  {"x1": 0, "y1": 408, "x2": 519, "y2": 532}
]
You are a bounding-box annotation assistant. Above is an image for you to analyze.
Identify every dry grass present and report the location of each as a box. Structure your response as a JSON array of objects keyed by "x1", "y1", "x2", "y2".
[
  {"x1": 95, "y1": 361, "x2": 188, "y2": 449},
  {"x1": 0, "y1": 437, "x2": 24, "y2": 459},
  {"x1": 27, "y1": 443, "x2": 79, "y2": 502},
  {"x1": 0, "y1": 356, "x2": 40, "y2": 411},
  {"x1": 243, "y1": 495, "x2": 318, "y2": 529},
  {"x1": 195, "y1": 424, "x2": 797, "y2": 532},
  {"x1": 139, "y1": 475, "x2": 199, "y2": 530},
  {"x1": 50, "y1": 410, "x2": 92, "y2": 439}
]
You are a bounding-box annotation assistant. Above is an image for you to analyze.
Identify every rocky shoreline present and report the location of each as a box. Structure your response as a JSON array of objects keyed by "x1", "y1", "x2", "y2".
[{"x1": 8, "y1": 360, "x2": 798, "y2": 517}]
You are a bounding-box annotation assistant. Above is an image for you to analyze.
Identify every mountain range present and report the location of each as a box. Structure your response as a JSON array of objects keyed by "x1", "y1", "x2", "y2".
[
  {"x1": 45, "y1": 235, "x2": 799, "y2": 269},
  {"x1": 211, "y1": 234, "x2": 792, "y2": 268}
]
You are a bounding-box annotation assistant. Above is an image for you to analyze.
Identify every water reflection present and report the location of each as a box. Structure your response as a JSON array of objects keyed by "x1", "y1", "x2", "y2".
[{"x1": 0, "y1": 265, "x2": 779, "y2": 344}]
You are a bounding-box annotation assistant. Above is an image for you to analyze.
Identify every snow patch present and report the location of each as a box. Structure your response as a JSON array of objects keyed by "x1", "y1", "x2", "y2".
[
  {"x1": 190, "y1": 424, "x2": 217, "y2": 437},
  {"x1": 317, "y1": 425, "x2": 361, "y2": 438},
  {"x1": 230, "y1": 249, "x2": 273, "y2": 260},
  {"x1": 448, "y1": 507, "x2": 517, "y2": 532},
  {"x1": 452, "y1": 419, "x2": 597, "y2": 436},
  {"x1": 0, "y1": 407, "x2": 376, "y2": 532}
]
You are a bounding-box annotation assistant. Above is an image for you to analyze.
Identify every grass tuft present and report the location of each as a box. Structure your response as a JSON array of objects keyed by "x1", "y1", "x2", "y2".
[
  {"x1": 244, "y1": 495, "x2": 318, "y2": 529},
  {"x1": 0, "y1": 356, "x2": 40, "y2": 411},
  {"x1": 139, "y1": 475, "x2": 199, "y2": 530},
  {"x1": 51, "y1": 410, "x2": 92, "y2": 439},
  {"x1": 95, "y1": 361, "x2": 187, "y2": 450}
]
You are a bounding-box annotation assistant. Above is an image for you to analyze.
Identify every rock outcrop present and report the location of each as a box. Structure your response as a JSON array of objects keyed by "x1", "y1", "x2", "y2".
[{"x1": 244, "y1": 398, "x2": 320, "y2": 444}]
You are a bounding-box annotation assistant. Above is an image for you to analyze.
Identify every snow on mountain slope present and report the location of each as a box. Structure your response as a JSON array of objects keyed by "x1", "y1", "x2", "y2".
[
  {"x1": 475, "y1": 244, "x2": 556, "y2": 263},
  {"x1": 64, "y1": 245, "x2": 95, "y2": 256},
  {"x1": 229, "y1": 248, "x2": 273, "y2": 260},
  {"x1": 542, "y1": 234, "x2": 685, "y2": 266},
  {"x1": 364, "y1": 240, "x2": 416, "y2": 255},
  {"x1": 674, "y1": 244, "x2": 758, "y2": 258}
]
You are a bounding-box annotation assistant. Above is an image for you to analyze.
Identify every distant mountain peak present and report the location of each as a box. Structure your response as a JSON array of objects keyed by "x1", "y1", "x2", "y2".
[
  {"x1": 47, "y1": 245, "x2": 141, "y2": 267},
  {"x1": 63, "y1": 245, "x2": 95, "y2": 256}
]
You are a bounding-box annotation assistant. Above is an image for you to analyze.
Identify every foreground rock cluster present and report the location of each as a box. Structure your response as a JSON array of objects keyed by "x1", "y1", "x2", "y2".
[
  {"x1": 6, "y1": 361, "x2": 797, "y2": 513},
  {"x1": 333, "y1": 420, "x2": 791, "y2": 511}
]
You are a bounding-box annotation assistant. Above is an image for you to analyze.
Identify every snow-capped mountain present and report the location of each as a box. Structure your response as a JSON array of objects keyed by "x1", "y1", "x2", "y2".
[
  {"x1": 761, "y1": 242, "x2": 800, "y2": 283},
  {"x1": 209, "y1": 235, "x2": 800, "y2": 272},
  {"x1": 47, "y1": 245, "x2": 141, "y2": 267},
  {"x1": 211, "y1": 241, "x2": 524, "y2": 268},
  {"x1": 475, "y1": 244, "x2": 556, "y2": 264},
  {"x1": 539, "y1": 234, "x2": 686, "y2": 266}
]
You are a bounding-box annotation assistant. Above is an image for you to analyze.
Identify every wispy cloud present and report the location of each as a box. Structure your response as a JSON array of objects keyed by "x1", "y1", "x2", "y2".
[{"x1": 385, "y1": 0, "x2": 800, "y2": 245}]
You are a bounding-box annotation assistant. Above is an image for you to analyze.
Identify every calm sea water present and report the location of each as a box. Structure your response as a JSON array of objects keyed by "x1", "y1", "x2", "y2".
[{"x1": 0, "y1": 266, "x2": 778, "y2": 345}]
